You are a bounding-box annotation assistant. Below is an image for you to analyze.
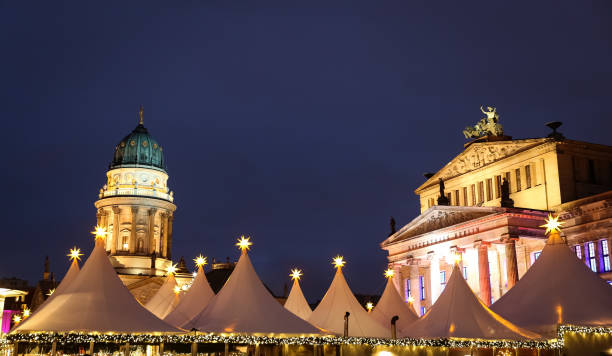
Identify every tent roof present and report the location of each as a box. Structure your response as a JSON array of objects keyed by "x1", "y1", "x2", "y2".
[
  {"x1": 145, "y1": 273, "x2": 180, "y2": 319},
  {"x1": 371, "y1": 278, "x2": 418, "y2": 331},
  {"x1": 164, "y1": 266, "x2": 215, "y2": 327},
  {"x1": 182, "y1": 251, "x2": 320, "y2": 335},
  {"x1": 308, "y1": 268, "x2": 389, "y2": 338},
  {"x1": 401, "y1": 264, "x2": 538, "y2": 340},
  {"x1": 12, "y1": 240, "x2": 181, "y2": 333},
  {"x1": 491, "y1": 232, "x2": 612, "y2": 336},
  {"x1": 284, "y1": 279, "x2": 312, "y2": 321}
]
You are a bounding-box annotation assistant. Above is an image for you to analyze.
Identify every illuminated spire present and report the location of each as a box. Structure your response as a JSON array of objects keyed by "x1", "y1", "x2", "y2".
[
  {"x1": 384, "y1": 269, "x2": 395, "y2": 279},
  {"x1": 68, "y1": 247, "x2": 83, "y2": 262},
  {"x1": 540, "y1": 214, "x2": 564, "y2": 235},
  {"x1": 139, "y1": 105, "x2": 144, "y2": 125},
  {"x1": 290, "y1": 269, "x2": 302, "y2": 281},
  {"x1": 332, "y1": 255, "x2": 345, "y2": 269},
  {"x1": 194, "y1": 255, "x2": 207, "y2": 268},
  {"x1": 236, "y1": 236, "x2": 252, "y2": 253}
]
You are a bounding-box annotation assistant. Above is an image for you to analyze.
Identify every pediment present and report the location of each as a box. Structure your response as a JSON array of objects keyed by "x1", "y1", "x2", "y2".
[
  {"x1": 416, "y1": 139, "x2": 548, "y2": 193},
  {"x1": 382, "y1": 206, "x2": 498, "y2": 246}
]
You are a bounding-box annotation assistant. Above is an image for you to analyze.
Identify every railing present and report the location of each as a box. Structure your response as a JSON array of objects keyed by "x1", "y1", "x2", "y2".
[{"x1": 101, "y1": 186, "x2": 174, "y2": 202}]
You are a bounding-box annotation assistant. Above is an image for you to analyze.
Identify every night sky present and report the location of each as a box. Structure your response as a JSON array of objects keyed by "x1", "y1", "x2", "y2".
[{"x1": 1, "y1": 1, "x2": 611, "y2": 302}]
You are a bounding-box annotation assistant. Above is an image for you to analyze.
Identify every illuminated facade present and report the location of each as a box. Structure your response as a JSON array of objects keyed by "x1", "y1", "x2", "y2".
[
  {"x1": 382, "y1": 122, "x2": 612, "y2": 315},
  {"x1": 94, "y1": 108, "x2": 188, "y2": 303}
]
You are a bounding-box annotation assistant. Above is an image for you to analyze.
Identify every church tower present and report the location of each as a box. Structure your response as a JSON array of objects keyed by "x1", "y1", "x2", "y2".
[{"x1": 94, "y1": 107, "x2": 177, "y2": 279}]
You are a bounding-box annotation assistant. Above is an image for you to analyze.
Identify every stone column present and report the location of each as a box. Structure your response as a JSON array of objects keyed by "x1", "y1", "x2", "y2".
[
  {"x1": 409, "y1": 264, "x2": 421, "y2": 315},
  {"x1": 111, "y1": 206, "x2": 120, "y2": 254},
  {"x1": 167, "y1": 214, "x2": 174, "y2": 259},
  {"x1": 96, "y1": 209, "x2": 103, "y2": 226},
  {"x1": 161, "y1": 213, "x2": 168, "y2": 258},
  {"x1": 475, "y1": 241, "x2": 492, "y2": 306},
  {"x1": 147, "y1": 208, "x2": 157, "y2": 254},
  {"x1": 502, "y1": 236, "x2": 519, "y2": 290},
  {"x1": 428, "y1": 252, "x2": 440, "y2": 304},
  {"x1": 129, "y1": 206, "x2": 139, "y2": 254}
]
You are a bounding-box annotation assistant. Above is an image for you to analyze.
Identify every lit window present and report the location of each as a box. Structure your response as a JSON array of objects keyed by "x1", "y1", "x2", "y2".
[
  {"x1": 515, "y1": 169, "x2": 522, "y2": 192},
  {"x1": 587, "y1": 242, "x2": 598, "y2": 272},
  {"x1": 419, "y1": 275, "x2": 426, "y2": 301},
  {"x1": 574, "y1": 245, "x2": 582, "y2": 260},
  {"x1": 601, "y1": 240, "x2": 611, "y2": 272},
  {"x1": 525, "y1": 165, "x2": 532, "y2": 189},
  {"x1": 440, "y1": 271, "x2": 446, "y2": 289},
  {"x1": 420, "y1": 306, "x2": 426, "y2": 316},
  {"x1": 404, "y1": 278, "x2": 411, "y2": 302},
  {"x1": 462, "y1": 266, "x2": 468, "y2": 280},
  {"x1": 534, "y1": 251, "x2": 541, "y2": 261}
]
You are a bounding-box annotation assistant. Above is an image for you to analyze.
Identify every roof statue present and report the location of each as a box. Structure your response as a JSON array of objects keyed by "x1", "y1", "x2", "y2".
[
  {"x1": 400, "y1": 263, "x2": 539, "y2": 340},
  {"x1": 491, "y1": 215, "x2": 612, "y2": 336},
  {"x1": 463, "y1": 106, "x2": 504, "y2": 139},
  {"x1": 308, "y1": 256, "x2": 390, "y2": 337},
  {"x1": 144, "y1": 267, "x2": 181, "y2": 319},
  {"x1": 370, "y1": 269, "x2": 418, "y2": 332},
  {"x1": 139, "y1": 104, "x2": 144, "y2": 125},
  {"x1": 182, "y1": 237, "x2": 320, "y2": 334},
  {"x1": 500, "y1": 177, "x2": 514, "y2": 208},
  {"x1": 164, "y1": 256, "x2": 215, "y2": 327},
  {"x1": 284, "y1": 269, "x2": 313, "y2": 321},
  {"x1": 12, "y1": 227, "x2": 180, "y2": 333},
  {"x1": 436, "y1": 178, "x2": 449, "y2": 205},
  {"x1": 389, "y1": 216, "x2": 396, "y2": 236}
]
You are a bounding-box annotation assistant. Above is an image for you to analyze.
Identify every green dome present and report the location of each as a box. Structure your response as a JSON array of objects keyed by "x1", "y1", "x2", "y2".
[{"x1": 110, "y1": 123, "x2": 166, "y2": 172}]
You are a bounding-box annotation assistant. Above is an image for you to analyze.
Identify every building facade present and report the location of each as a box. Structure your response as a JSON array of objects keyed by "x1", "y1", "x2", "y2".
[
  {"x1": 94, "y1": 108, "x2": 190, "y2": 304},
  {"x1": 381, "y1": 119, "x2": 612, "y2": 316}
]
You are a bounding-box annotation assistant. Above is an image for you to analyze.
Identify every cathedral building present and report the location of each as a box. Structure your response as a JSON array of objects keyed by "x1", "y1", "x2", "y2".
[
  {"x1": 381, "y1": 112, "x2": 612, "y2": 316},
  {"x1": 94, "y1": 108, "x2": 190, "y2": 304}
]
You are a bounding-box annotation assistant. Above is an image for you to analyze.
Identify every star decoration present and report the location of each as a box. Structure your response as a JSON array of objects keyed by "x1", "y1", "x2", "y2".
[
  {"x1": 290, "y1": 269, "x2": 302, "y2": 281},
  {"x1": 407, "y1": 295, "x2": 415, "y2": 303},
  {"x1": 13, "y1": 315, "x2": 21, "y2": 323},
  {"x1": 23, "y1": 309, "x2": 30, "y2": 318},
  {"x1": 91, "y1": 225, "x2": 108, "y2": 240},
  {"x1": 167, "y1": 263, "x2": 178, "y2": 275},
  {"x1": 332, "y1": 255, "x2": 345, "y2": 268},
  {"x1": 236, "y1": 236, "x2": 252, "y2": 251},
  {"x1": 366, "y1": 302, "x2": 374, "y2": 312},
  {"x1": 541, "y1": 214, "x2": 564, "y2": 235},
  {"x1": 68, "y1": 247, "x2": 83, "y2": 261},
  {"x1": 384, "y1": 269, "x2": 395, "y2": 279},
  {"x1": 173, "y1": 286, "x2": 181, "y2": 294},
  {"x1": 47, "y1": 289, "x2": 55, "y2": 296},
  {"x1": 194, "y1": 255, "x2": 207, "y2": 267}
]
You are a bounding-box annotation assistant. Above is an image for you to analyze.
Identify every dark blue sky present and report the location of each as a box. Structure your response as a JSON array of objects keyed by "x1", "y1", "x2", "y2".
[{"x1": 1, "y1": 1, "x2": 611, "y2": 302}]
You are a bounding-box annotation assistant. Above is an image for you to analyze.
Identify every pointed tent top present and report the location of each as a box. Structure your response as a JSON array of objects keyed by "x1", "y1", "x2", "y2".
[
  {"x1": 491, "y1": 236, "x2": 612, "y2": 336},
  {"x1": 164, "y1": 265, "x2": 215, "y2": 327},
  {"x1": 284, "y1": 272, "x2": 312, "y2": 321},
  {"x1": 145, "y1": 272, "x2": 180, "y2": 319},
  {"x1": 371, "y1": 277, "x2": 418, "y2": 332},
  {"x1": 401, "y1": 265, "x2": 538, "y2": 340},
  {"x1": 12, "y1": 237, "x2": 180, "y2": 333},
  {"x1": 182, "y1": 249, "x2": 319, "y2": 334},
  {"x1": 139, "y1": 105, "x2": 144, "y2": 125},
  {"x1": 308, "y1": 261, "x2": 389, "y2": 337}
]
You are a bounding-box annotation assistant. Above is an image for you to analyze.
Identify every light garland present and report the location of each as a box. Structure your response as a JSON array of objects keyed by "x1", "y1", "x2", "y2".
[{"x1": 5, "y1": 332, "x2": 560, "y2": 349}]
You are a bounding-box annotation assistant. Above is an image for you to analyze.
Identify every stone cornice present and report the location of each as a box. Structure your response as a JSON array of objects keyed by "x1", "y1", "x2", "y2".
[{"x1": 95, "y1": 195, "x2": 177, "y2": 212}]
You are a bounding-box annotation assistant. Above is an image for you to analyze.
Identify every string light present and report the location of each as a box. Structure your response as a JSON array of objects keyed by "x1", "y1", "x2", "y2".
[
  {"x1": 68, "y1": 247, "x2": 83, "y2": 261},
  {"x1": 540, "y1": 214, "x2": 564, "y2": 235},
  {"x1": 290, "y1": 269, "x2": 302, "y2": 281},
  {"x1": 332, "y1": 256, "x2": 345, "y2": 268},
  {"x1": 236, "y1": 236, "x2": 252, "y2": 252}
]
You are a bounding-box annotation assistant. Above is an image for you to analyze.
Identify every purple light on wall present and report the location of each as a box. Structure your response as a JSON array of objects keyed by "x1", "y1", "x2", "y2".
[{"x1": 2, "y1": 310, "x2": 18, "y2": 333}]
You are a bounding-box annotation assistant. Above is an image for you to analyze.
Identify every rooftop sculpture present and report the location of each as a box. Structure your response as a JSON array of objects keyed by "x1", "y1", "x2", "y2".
[{"x1": 463, "y1": 106, "x2": 504, "y2": 139}]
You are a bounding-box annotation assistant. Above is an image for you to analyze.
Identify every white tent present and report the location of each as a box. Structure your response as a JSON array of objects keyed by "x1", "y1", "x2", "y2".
[
  {"x1": 12, "y1": 238, "x2": 180, "y2": 333},
  {"x1": 400, "y1": 264, "x2": 538, "y2": 340},
  {"x1": 164, "y1": 265, "x2": 215, "y2": 327},
  {"x1": 284, "y1": 272, "x2": 312, "y2": 321},
  {"x1": 145, "y1": 271, "x2": 181, "y2": 319},
  {"x1": 491, "y1": 228, "x2": 612, "y2": 336},
  {"x1": 308, "y1": 259, "x2": 389, "y2": 337},
  {"x1": 371, "y1": 274, "x2": 418, "y2": 332},
  {"x1": 182, "y1": 240, "x2": 320, "y2": 334},
  {"x1": 54, "y1": 257, "x2": 80, "y2": 297}
]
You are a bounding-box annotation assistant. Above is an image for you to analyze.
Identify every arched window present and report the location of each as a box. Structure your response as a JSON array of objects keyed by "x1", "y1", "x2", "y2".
[{"x1": 137, "y1": 238, "x2": 144, "y2": 253}]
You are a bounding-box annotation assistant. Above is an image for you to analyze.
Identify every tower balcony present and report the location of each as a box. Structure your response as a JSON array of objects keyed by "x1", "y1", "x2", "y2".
[{"x1": 99, "y1": 184, "x2": 174, "y2": 203}]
